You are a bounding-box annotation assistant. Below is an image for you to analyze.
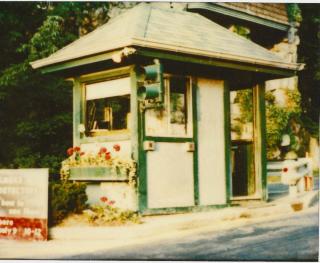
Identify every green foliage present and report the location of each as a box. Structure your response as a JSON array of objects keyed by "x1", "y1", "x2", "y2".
[
  {"x1": 235, "y1": 89, "x2": 253, "y2": 123},
  {"x1": 300, "y1": 115, "x2": 319, "y2": 138},
  {"x1": 0, "y1": 3, "x2": 97, "y2": 174},
  {"x1": 0, "y1": 60, "x2": 73, "y2": 173},
  {"x1": 230, "y1": 25, "x2": 251, "y2": 39},
  {"x1": 234, "y1": 87, "x2": 303, "y2": 159},
  {"x1": 0, "y1": 2, "x2": 46, "y2": 71},
  {"x1": 265, "y1": 89, "x2": 302, "y2": 159},
  {"x1": 287, "y1": 4, "x2": 302, "y2": 22},
  {"x1": 266, "y1": 104, "x2": 290, "y2": 156},
  {"x1": 48, "y1": 180, "x2": 88, "y2": 226},
  {"x1": 48, "y1": 2, "x2": 111, "y2": 36},
  {"x1": 21, "y1": 16, "x2": 68, "y2": 61},
  {"x1": 297, "y1": 4, "x2": 320, "y2": 135},
  {"x1": 0, "y1": 2, "x2": 137, "y2": 174},
  {"x1": 0, "y1": 3, "x2": 75, "y2": 174}
]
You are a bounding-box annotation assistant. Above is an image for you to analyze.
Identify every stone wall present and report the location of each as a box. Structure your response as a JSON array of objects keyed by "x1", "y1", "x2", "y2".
[{"x1": 270, "y1": 23, "x2": 300, "y2": 63}]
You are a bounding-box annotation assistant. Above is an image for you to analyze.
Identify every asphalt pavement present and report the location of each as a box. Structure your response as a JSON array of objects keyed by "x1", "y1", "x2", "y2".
[
  {"x1": 65, "y1": 205, "x2": 319, "y2": 261},
  {"x1": 0, "y1": 177, "x2": 318, "y2": 260}
]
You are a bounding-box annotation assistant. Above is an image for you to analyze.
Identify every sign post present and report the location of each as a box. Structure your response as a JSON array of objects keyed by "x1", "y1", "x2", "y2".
[{"x1": 0, "y1": 169, "x2": 48, "y2": 241}]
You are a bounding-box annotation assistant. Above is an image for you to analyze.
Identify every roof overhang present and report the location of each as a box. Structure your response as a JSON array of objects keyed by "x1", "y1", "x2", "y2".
[
  {"x1": 130, "y1": 37, "x2": 303, "y2": 72},
  {"x1": 33, "y1": 48, "x2": 125, "y2": 74},
  {"x1": 32, "y1": 40, "x2": 303, "y2": 79},
  {"x1": 187, "y1": 3, "x2": 290, "y2": 32}
]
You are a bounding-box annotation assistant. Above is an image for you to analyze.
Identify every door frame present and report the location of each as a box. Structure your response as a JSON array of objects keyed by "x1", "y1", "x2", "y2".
[
  {"x1": 136, "y1": 74, "x2": 200, "y2": 213},
  {"x1": 229, "y1": 83, "x2": 267, "y2": 201}
]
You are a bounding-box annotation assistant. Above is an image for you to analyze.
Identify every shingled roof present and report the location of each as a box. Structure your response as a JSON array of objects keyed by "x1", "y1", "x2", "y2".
[
  {"x1": 218, "y1": 3, "x2": 289, "y2": 25},
  {"x1": 31, "y1": 3, "x2": 301, "y2": 71}
]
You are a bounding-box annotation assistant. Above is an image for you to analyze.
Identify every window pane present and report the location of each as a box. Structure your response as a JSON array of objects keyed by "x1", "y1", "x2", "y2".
[
  {"x1": 145, "y1": 76, "x2": 191, "y2": 137},
  {"x1": 86, "y1": 78, "x2": 130, "y2": 100},
  {"x1": 145, "y1": 106, "x2": 169, "y2": 136},
  {"x1": 85, "y1": 78, "x2": 130, "y2": 136},
  {"x1": 230, "y1": 89, "x2": 253, "y2": 141},
  {"x1": 170, "y1": 78, "x2": 187, "y2": 136}
]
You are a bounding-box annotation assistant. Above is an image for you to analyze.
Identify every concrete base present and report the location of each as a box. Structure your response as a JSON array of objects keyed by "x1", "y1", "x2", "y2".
[{"x1": 86, "y1": 182, "x2": 138, "y2": 211}]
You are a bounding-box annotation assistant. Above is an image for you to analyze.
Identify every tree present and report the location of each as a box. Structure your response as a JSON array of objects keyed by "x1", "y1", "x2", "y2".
[
  {"x1": 0, "y1": 14, "x2": 74, "y2": 174},
  {"x1": 0, "y1": 2, "x2": 46, "y2": 71},
  {"x1": 297, "y1": 4, "x2": 320, "y2": 137},
  {"x1": 0, "y1": 2, "x2": 138, "y2": 174}
]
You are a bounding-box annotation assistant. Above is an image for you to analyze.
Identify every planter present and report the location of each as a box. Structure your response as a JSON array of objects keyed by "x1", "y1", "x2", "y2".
[{"x1": 69, "y1": 167, "x2": 128, "y2": 181}]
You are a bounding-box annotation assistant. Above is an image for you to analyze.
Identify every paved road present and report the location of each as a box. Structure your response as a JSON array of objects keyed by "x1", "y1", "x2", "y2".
[{"x1": 66, "y1": 207, "x2": 319, "y2": 261}]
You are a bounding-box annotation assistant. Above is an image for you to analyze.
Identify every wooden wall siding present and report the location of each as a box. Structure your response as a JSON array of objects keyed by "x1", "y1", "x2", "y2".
[
  {"x1": 218, "y1": 3, "x2": 289, "y2": 25},
  {"x1": 197, "y1": 78, "x2": 227, "y2": 205},
  {"x1": 146, "y1": 142, "x2": 194, "y2": 209}
]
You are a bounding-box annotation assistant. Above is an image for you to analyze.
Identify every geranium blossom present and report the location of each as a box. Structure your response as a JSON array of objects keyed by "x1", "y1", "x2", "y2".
[
  {"x1": 113, "y1": 144, "x2": 121, "y2": 152},
  {"x1": 99, "y1": 147, "x2": 107, "y2": 154},
  {"x1": 74, "y1": 146, "x2": 81, "y2": 152},
  {"x1": 100, "y1": 196, "x2": 108, "y2": 203},
  {"x1": 67, "y1": 147, "x2": 74, "y2": 156}
]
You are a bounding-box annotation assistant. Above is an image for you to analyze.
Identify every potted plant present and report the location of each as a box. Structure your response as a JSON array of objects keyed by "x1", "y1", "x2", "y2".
[{"x1": 60, "y1": 145, "x2": 136, "y2": 185}]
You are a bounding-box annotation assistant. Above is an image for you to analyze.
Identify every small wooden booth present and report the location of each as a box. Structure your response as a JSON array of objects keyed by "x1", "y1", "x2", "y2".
[{"x1": 31, "y1": 4, "x2": 302, "y2": 214}]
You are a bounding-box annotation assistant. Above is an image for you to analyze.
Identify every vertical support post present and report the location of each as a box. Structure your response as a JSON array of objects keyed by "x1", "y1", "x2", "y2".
[
  {"x1": 130, "y1": 66, "x2": 143, "y2": 212},
  {"x1": 254, "y1": 83, "x2": 268, "y2": 201},
  {"x1": 73, "y1": 78, "x2": 81, "y2": 146},
  {"x1": 223, "y1": 81, "x2": 232, "y2": 204},
  {"x1": 131, "y1": 67, "x2": 148, "y2": 213},
  {"x1": 130, "y1": 67, "x2": 139, "y2": 162},
  {"x1": 192, "y1": 78, "x2": 199, "y2": 206}
]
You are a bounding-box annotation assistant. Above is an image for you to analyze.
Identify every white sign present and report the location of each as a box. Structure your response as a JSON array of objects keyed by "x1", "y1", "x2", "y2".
[{"x1": 0, "y1": 169, "x2": 48, "y2": 241}]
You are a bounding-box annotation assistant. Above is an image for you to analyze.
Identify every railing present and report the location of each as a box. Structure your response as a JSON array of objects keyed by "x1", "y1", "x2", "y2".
[
  {"x1": 267, "y1": 161, "x2": 284, "y2": 177},
  {"x1": 268, "y1": 158, "x2": 312, "y2": 179},
  {"x1": 267, "y1": 158, "x2": 313, "y2": 195}
]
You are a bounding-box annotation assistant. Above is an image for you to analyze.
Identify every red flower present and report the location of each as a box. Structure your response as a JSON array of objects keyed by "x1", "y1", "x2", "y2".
[
  {"x1": 100, "y1": 196, "x2": 108, "y2": 203},
  {"x1": 108, "y1": 200, "x2": 115, "y2": 206},
  {"x1": 113, "y1": 144, "x2": 121, "y2": 152},
  {"x1": 67, "y1": 147, "x2": 74, "y2": 156},
  {"x1": 74, "y1": 146, "x2": 81, "y2": 152},
  {"x1": 80, "y1": 152, "x2": 85, "y2": 156},
  {"x1": 99, "y1": 147, "x2": 107, "y2": 154},
  {"x1": 105, "y1": 152, "x2": 111, "y2": 160}
]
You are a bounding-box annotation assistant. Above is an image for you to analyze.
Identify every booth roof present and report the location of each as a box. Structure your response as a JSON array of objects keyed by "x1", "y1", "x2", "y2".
[{"x1": 31, "y1": 3, "x2": 302, "y2": 71}]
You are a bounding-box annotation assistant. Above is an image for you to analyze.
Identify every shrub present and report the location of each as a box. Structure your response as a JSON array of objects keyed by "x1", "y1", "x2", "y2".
[{"x1": 48, "y1": 180, "x2": 88, "y2": 226}]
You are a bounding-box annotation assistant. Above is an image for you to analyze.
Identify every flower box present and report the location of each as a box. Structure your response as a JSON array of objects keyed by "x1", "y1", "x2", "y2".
[{"x1": 69, "y1": 167, "x2": 128, "y2": 181}]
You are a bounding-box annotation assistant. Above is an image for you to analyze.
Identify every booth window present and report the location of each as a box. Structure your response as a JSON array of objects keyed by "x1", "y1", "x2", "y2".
[
  {"x1": 85, "y1": 77, "x2": 131, "y2": 136},
  {"x1": 145, "y1": 76, "x2": 192, "y2": 137}
]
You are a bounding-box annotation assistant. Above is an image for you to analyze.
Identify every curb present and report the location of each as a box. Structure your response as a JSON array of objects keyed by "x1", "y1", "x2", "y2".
[
  {"x1": 272, "y1": 190, "x2": 319, "y2": 212},
  {"x1": 49, "y1": 190, "x2": 318, "y2": 241},
  {"x1": 302, "y1": 190, "x2": 319, "y2": 208},
  {"x1": 49, "y1": 207, "x2": 248, "y2": 241}
]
